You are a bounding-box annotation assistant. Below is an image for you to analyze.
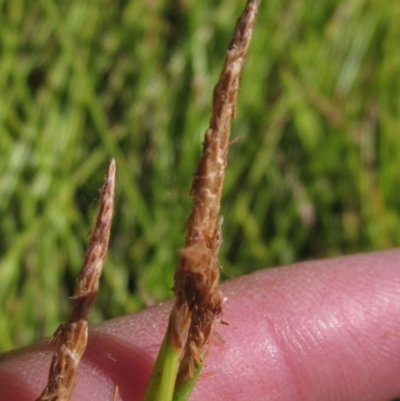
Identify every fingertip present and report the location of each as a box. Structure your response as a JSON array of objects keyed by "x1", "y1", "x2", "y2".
[{"x1": 1, "y1": 250, "x2": 400, "y2": 401}]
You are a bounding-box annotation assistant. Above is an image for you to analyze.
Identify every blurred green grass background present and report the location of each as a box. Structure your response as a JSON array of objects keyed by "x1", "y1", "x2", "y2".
[{"x1": 1, "y1": 0, "x2": 399, "y2": 352}]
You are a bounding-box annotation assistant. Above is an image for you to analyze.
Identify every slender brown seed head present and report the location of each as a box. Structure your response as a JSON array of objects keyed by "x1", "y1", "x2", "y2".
[
  {"x1": 172, "y1": 0, "x2": 261, "y2": 385},
  {"x1": 36, "y1": 160, "x2": 116, "y2": 401}
]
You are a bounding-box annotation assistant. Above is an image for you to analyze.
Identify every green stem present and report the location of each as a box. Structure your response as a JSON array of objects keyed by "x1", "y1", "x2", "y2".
[
  {"x1": 172, "y1": 364, "x2": 202, "y2": 401},
  {"x1": 143, "y1": 310, "x2": 184, "y2": 401}
]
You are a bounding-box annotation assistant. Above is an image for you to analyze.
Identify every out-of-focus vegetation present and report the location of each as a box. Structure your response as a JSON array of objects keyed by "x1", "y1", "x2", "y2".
[{"x1": 0, "y1": 0, "x2": 399, "y2": 351}]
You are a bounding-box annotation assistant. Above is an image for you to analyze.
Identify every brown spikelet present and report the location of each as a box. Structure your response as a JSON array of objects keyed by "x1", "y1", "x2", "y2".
[
  {"x1": 35, "y1": 159, "x2": 116, "y2": 401},
  {"x1": 172, "y1": 0, "x2": 261, "y2": 385}
]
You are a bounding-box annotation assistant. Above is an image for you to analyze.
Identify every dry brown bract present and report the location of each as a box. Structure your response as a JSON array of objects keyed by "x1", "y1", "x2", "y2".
[
  {"x1": 173, "y1": 0, "x2": 261, "y2": 384},
  {"x1": 35, "y1": 159, "x2": 116, "y2": 401}
]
